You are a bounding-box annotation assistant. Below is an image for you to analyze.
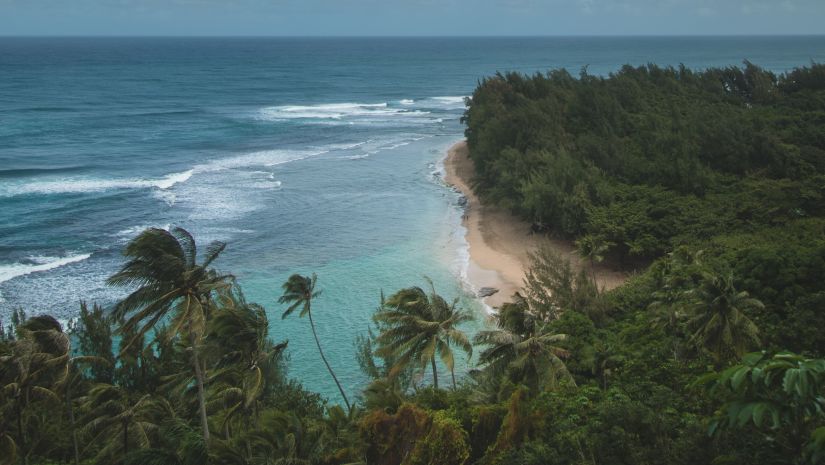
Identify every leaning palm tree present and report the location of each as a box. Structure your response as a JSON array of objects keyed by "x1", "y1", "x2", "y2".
[
  {"x1": 108, "y1": 227, "x2": 233, "y2": 442},
  {"x1": 375, "y1": 281, "x2": 473, "y2": 389},
  {"x1": 686, "y1": 272, "x2": 763, "y2": 365},
  {"x1": 279, "y1": 273, "x2": 351, "y2": 412},
  {"x1": 208, "y1": 289, "x2": 287, "y2": 434}
]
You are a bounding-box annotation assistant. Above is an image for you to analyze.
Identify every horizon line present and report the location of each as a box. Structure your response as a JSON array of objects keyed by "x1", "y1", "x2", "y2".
[{"x1": 2, "y1": 33, "x2": 824, "y2": 39}]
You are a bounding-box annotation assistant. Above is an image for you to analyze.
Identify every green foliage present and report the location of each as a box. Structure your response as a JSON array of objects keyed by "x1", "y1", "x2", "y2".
[
  {"x1": 360, "y1": 403, "x2": 469, "y2": 465},
  {"x1": 4, "y1": 62, "x2": 825, "y2": 465},
  {"x1": 699, "y1": 351, "x2": 825, "y2": 464},
  {"x1": 0, "y1": 315, "x2": 70, "y2": 464},
  {"x1": 107, "y1": 226, "x2": 234, "y2": 444},
  {"x1": 71, "y1": 302, "x2": 115, "y2": 384},
  {"x1": 685, "y1": 272, "x2": 763, "y2": 365},
  {"x1": 374, "y1": 281, "x2": 473, "y2": 390},
  {"x1": 522, "y1": 247, "x2": 599, "y2": 321},
  {"x1": 473, "y1": 290, "x2": 576, "y2": 397},
  {"x1": 360, "y1": 403, "x2": 433, "y2": 465},
  {"x1": 444, "y1": 62, "x2": 825, "y2": 465},
  {"x1": 0, "y1": 228, "x2": 340, "y2": 465},
  {"x1": 464, "y1": 63, "x2": 825, "y2": 264},
  {"x1": 411, "y1": 410, "x2": 470, "y2": 465}
]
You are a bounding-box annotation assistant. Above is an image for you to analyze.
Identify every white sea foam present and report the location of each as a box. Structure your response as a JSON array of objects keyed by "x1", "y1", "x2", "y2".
[
  {"x1": 345, "y1": 154, "x2": 370, "y2": 160},
  {"x1": 380, "y1": 141, "x2": 412, "y2": 151},
  {"x1": 431, "y1": 96, "x2": 467, "y2": 104},
  {"x1": 205, "y1": 227, "x2": 256, "y2": 234},
  {"x1": 0, "y1": 253, "x2": 92, "y2": 284},
  {"x1": 259, "y1": 102, "x2": 395, "y2": 120},
  {"x1": 257, "y1": 102, "x2": 435, "y2": 125},
  {"x1": 0, "y1": 147, "x2": 324, "y2": 199},
  {"x1": 153, "y1": 170, "x2": 194, "y2": 189},
  {"x1": 249, "y1": 180, "x2": 282, "y2": 189},
  {"x1": 427, "y1": 96, "x2": 469, "y2": 109},
  {"x1": 194, "y1": 148, "x2": 326, "y2": 172},
  {"x1": 2, "y1": 169, "x2": 194, "y2": 197},
  {"x1": 327, "y1": 141, "x2": 369, "y2": 150},
  {"x1": 114, "y1": 224, "x2": 171, "y2": 238},
  {"x1": 152, "y1": 189, "x2": 177, "y2": 206},
  {"x1": 258, "y1": 98, "x2": 465, "y2": 122}
]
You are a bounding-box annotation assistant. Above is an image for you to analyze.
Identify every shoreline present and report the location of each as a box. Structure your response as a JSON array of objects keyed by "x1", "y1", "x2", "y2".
[{"x1": 443, "y1": 140, "x2": 627, "y2": 309}]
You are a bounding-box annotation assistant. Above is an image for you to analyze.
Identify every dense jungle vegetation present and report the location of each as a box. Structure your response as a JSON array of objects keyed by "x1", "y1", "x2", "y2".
[{"x1": 2, "y1": 62, "x2": 825, "y2": 465}]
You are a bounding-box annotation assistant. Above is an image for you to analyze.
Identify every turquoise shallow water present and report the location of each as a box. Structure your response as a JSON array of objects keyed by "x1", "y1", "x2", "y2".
[{"x1": 1, "y1": 36, "x2": 824, "y2": 401}]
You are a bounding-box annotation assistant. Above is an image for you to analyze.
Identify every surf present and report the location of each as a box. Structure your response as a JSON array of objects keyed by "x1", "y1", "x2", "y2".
[{"x1": 0, "y1": 253, "x2": 92, "y2": 284}]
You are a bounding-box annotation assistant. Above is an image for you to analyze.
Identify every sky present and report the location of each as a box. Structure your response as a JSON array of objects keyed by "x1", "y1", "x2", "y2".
[{"x1": 0, "y1": 0, "x2": 824, "y2": 36}]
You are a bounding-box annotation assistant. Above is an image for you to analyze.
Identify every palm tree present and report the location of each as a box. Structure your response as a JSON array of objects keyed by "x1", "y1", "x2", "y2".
[
  {"x1": 686, "y1": 272, "x2": 762, "y2": 365},
  {"x1": 0, "y1": 430, "x2": 15, "y2": 465},
  {"x1": 208, "y1": 289, "x2": 287, "y2": 434},
  {"x1": 213, "y1": 409, "x2": 324, "y2": 465},
  {"x1": 648, "y1": 285, "x2": 686, "y2": 335},
  {"x1": 0, "y1": 315, "x2": 69, "y2": 465},
  {"x1": 79, "y1": 384, "x2": 164, "y2": 461},
  {"x1": 474, "y1": 301, "x2": 574, "y2": 393},
  {"x1": 279, "y1": 273, "x2": 351, "y2": 412},
  {"x1": 108, "y1": 227, "x2": 233, "y2": 443},
  {"x1": 586, "y1": 342, "x2": 623, "y2": 390},
  {"x1": 475, "y1": 326, "x2": 573, "y2": 393},
  {"x1": 121, "y1": 416, "x2": 207, "y2": 465},
  {"x1": 374, "y1": 281, "x2": 473, "y2": 389},
  {"x1": 574, "y1": 234, "x2": 612, "y2": 289},
  {"x1": 64, "y1": 349, "x2": 112, "y2": 465}
]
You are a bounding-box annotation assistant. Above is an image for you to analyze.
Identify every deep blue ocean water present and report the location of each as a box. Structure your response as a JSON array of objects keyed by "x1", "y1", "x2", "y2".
[{"x1": 1, "y1": 36, "x2": 824, "y2": 401}]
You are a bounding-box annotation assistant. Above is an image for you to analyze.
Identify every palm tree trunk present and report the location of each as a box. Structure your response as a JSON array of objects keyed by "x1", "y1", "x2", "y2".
[
  {"x1": 590, "y1": 258, "x2": 598, "y2": 290},
  {"x1": 431, "y1": 356, "x2": 439, "y2": 389},
  {"x1": 66, "y1": 386, "x2": 79, "y2": 465},
  {"x1": 451, "y1": 368, "x2": 457, "y2": 390},
  {"x1": 307, "y1": 309, "x2": 351, "y2": 412},
  {"x1": 188, "y1": 323, "x2": 210, "y2": 443},
  {"x1": 16, "y1": 401, "x2": 25, "y2": 463}
]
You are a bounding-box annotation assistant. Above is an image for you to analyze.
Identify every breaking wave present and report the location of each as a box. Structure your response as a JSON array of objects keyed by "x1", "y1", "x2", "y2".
[{"x1": 0, "y1": 254, "x2": 92, "y2": 284}]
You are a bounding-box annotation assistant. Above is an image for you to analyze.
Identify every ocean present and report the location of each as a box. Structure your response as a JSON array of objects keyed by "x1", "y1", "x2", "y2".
[{"x1": 1, "y1": 36, "x2": 824, "y2": 401}]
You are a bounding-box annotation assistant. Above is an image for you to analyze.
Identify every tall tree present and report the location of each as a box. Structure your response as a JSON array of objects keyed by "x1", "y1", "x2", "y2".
[
  {"x1": 686, "y1": 272, "x2": 763, "y2": 365},
  {"x1": 279, "y1": 273, "x2": 351, "y2": 412},
  {"x1": 108, "y1": 227, "x2": 232, "y2": 443},
  {"x1": 374, "y1": 281, "x2": 473, "y2": 389},
  {"x1": 208, "y1": 287, "x2": 287, "y2": 433}
]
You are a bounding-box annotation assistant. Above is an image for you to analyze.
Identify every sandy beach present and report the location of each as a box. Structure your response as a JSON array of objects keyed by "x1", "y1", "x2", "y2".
[{"x1": 443, "y1": 140, "x2": 627, "y2": 309}]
